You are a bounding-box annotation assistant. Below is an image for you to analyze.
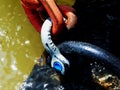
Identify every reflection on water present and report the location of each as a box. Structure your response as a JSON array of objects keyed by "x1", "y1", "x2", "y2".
[{"x1": 0, "y1": 0, "x2": 44, "y2": 90}]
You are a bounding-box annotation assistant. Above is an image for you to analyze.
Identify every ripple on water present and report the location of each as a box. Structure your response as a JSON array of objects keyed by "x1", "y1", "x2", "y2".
[
  {"x1": 0, "y1": 18, "x2": 3, "y2": 21},
  {"x1": 0, "y1": 28, "x2": 6, "y2": 37},
  {"x1": 16, "y1": 25, "x2": 22, "y2": 31},
  {"x1": 0, "y1": 0, "x2": 43, "y2": 89}
]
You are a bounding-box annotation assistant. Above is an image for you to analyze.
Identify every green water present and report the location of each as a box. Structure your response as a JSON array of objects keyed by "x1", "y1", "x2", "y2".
[
  {"x1": 0, "y1": 0, "x2": 44, "y2": 89},
  {"x1": 56, "y1": 0, "x2": 75, "y2": 6},
  {"x1": 0, "y1": 0, "x2": 75, "y2": 89}
]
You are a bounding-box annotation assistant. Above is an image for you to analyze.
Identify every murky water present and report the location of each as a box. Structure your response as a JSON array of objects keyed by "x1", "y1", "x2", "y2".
[
  {"x1": 56, "y1": 0, "x2": 75, "y2": 6},
  {"x1": 0, "y1": 0, "x2": 44, "y2": 89},
  {"x1": 0, "y1": 0, "x2": 75, "y2": 90}
]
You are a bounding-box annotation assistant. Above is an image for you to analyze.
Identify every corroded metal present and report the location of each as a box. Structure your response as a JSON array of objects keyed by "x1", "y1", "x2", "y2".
[{"x1": 91, "y1": 62, "x2": 120, "y2": 90}]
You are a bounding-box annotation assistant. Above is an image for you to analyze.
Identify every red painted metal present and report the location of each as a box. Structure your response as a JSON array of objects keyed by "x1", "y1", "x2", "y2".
[{"x1": 20, "y1": 0, "x2": 77, "y2": 36}]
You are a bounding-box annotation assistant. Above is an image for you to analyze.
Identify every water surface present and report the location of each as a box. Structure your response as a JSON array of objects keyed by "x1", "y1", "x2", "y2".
[
  {"x1": 0, "y1": 0, "x2": 75, "y2": 89},
  {"x1": 0, "y1": 0, "x2": 44, "y2": 89}
]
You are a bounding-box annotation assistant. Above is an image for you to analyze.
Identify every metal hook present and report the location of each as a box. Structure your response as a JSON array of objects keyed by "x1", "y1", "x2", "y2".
[{"x1": 41, "y1": 18, "x2": 70, "y2": 74}]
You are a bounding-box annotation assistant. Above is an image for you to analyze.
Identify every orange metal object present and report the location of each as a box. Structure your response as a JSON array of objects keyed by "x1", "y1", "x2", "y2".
[
  {"x1": 21, "y1": 0, "x2": 44, "y2": 32},
  {"x1": 20, "y1": 0, "x2": 77, "y2": 36},
  {"x1": 39, "y1": 0, "x2": 65, "y2": 36},
  {"x1": 59, "y1": 5, "x2": 77, "y2": 30}
]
